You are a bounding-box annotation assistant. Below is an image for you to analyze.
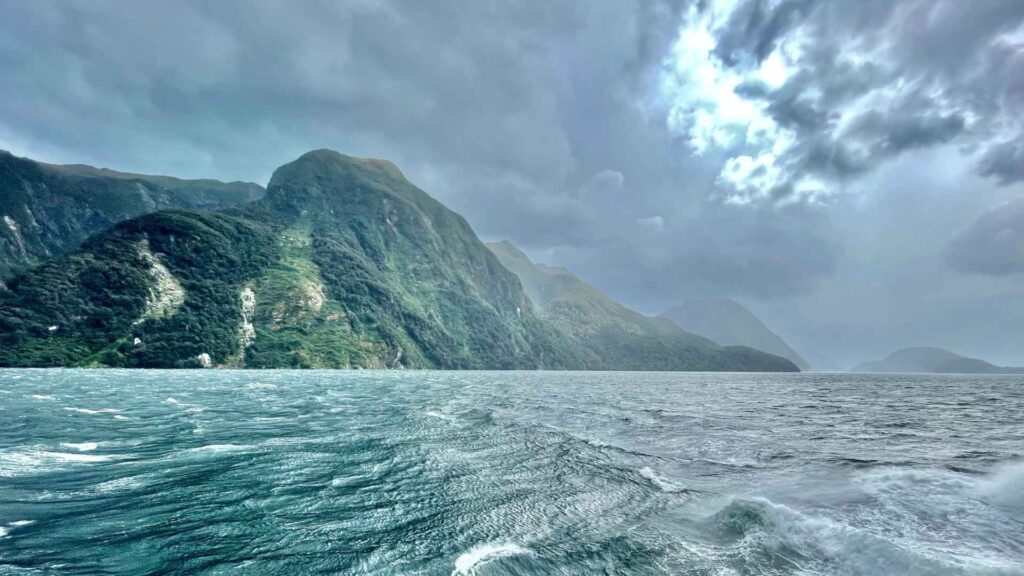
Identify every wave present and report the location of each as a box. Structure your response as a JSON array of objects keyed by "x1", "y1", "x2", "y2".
[
  {"x1": 978, "y1": 461, "x2": 1024, "y2": 510},
  {"x1": 452, "y1": 542, "x2": 532, "y2": 575},
  {"x1": 702, "y1": 491, "x2": 1022, "y2": 575}
]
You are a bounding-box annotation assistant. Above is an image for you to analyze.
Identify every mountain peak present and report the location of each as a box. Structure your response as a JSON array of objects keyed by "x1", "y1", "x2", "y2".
[{"x1": 264, "y1": 150, "x2": 420, "y2": 217}]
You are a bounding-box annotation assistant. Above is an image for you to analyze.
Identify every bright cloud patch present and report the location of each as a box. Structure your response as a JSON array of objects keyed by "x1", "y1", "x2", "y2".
[{"x1": 657, "y1": 0, "x2": 1024, "y2": 205}]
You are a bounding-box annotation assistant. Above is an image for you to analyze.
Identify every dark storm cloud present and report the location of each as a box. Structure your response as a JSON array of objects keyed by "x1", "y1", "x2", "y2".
[
  {"x1": 947, "y1": 199, "x2": 1024, "y2": 277},
  {"x1": 978, "y1": 138, "x2": 1024, "y2": 186}
]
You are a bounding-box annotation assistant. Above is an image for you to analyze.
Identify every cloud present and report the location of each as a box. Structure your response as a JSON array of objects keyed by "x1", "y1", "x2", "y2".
[
  {"x1": 1, "y1": 0, "x2": 1022, "y2": 363},
  {"x1": 947, "y1": 199, "x2": 1024, "y2": 276},
  {"x1": 978, "y1": 137, "x2": 1024, "y2": 186},
  {"x1": 636, "y1": 215, "x2": 665, "y2": 231},
  {"x1": 654, "y1": 0, "x2": 1024, "y2": 205}
]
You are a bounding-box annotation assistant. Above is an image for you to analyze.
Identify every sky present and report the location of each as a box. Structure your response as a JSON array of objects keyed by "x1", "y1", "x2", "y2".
[{"x1": 1, "y1": 0, "x2": 1023, "y2": 368}]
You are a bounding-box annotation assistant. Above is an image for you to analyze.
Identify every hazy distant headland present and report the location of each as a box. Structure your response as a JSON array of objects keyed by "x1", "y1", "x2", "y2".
[
  {"x1": 852, "y1": 347, "x2": 1024, "y2": 374},
  {"x1": 0, "y1": 149, "x2": 797, "y2": 372}
]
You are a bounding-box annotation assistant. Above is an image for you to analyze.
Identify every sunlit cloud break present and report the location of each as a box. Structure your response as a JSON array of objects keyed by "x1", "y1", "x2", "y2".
[{"x1": 657, "y1": 0, "x2": 1024, "y2": 206}]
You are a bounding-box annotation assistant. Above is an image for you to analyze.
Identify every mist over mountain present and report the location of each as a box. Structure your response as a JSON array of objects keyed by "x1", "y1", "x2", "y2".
[
  {"x1": 659, "y1": 299, "x2": 811, "y2": 371},
  {"x1": 487, "y1": 241, "x2": 797, "y2": 372},
  {"x1": 852, "y1": 347, "x2": 1024, "y2": 374},
  {"x1": 0, "y1": 149, "x2": 264, "y2": 280},
  {"x1": 0, "y1": 150, "x2": 796, "y2": 371}
]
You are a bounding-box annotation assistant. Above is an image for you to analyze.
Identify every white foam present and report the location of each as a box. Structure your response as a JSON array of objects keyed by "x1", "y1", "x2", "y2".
[
  {"x1": 60, "y1": 442, "x2": 98, "y2": 452},
  {"x1": 425, "y1": 410, "x2": 456, "y2": 422},
  {"x1": 0, "y1": 527, "x2": 7, "y2": 538},
  {"x1": 453, "y1": 542, "x2": 532, "y2": 575},
  {"x1": 0, "y1": 450, "x2": 119, "y2": 477},
  {"x1": 94, "y1": 476, "x2": 143, "y2": 493},
  {"x1": 64, "y1": 407, "x2": 123, "y2": 415},
  {"x1": 9, "y1": 520, "x2": 34, "y2": 527},
  {"x1": 979, "y1": 461, "x2": 1024, "y2": 510},
  {"x1": 30, "y1": 394, "x2": 54, "y2": 400},
  {"x1": 639, "y1": 466, "x2": 687, "y2": 493}
]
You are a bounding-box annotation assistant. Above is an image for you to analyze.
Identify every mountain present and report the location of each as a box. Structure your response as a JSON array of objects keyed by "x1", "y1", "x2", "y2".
[
  {"x1": 0, "y1": 150, "x2": 582, "y2": 369},
  {"x1": 852, "y1": 347, "x2": 1024, "y2": 374},
  {"x1": 486, "y1": 241, "x2": 799, "y2": 371},
  {"x1": 0, "y1": 149, "x2": 264, "y2": 280},
  {"x1": 0, "y1": 150, "x2": 798, "y2": 371},
  {"x1": 659, "y1": 299, "x2": 811, "y2": 371}
]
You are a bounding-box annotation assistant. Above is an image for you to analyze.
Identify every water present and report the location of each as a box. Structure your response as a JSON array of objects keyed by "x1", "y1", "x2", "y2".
[{"x1": 0, "y1": 370, "x2": 1021, "y2": 575}]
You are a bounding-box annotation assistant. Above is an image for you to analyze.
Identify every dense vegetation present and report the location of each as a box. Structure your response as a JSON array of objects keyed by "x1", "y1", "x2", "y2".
[
  {"x1": 0, "y1": 149, "x2": 797, "y2": 371},
  {"x1": 0, "y1": 211, "x2": 278, "y2": 367},
  {"x1": 0, "y1": 149, "x2": 263, "y2": 280},
  {"x1": 487, "y1": 240, "x2": 799, "y2": 371}
]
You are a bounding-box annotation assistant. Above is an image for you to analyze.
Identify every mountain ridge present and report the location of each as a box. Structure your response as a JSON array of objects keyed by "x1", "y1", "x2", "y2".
[
  {"x1": 0, "y1": 149, "x2": 264, "y2": 280},
  {"x1": 0, "y1": 150, "x2": 798, "y2": 371}
]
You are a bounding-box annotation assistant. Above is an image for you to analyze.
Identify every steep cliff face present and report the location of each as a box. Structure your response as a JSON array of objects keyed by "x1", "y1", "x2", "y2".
[
  {"x1": 0, "y1": 150, "x2": 264, "y2": 280},
  {"x1": 487, "y1": 241, "x2": 800, "y2": 372}
]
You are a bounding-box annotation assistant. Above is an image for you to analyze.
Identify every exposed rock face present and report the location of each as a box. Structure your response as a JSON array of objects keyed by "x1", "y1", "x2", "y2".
[
  {"x1": 135, "y1": 239, "x2": 185, "y2": 323},
  {"x1": 238, "y1": 286, "x2": 257, "y2": 361}
]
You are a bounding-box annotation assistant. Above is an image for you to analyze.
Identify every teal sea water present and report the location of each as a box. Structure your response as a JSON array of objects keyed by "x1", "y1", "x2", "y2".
[{"x1": 0, "y1": 370, "x2": 1021, "y2": 575}]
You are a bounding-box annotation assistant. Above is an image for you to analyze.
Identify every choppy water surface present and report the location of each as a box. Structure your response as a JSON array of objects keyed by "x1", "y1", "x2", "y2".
[{"x1": 0, "y1": 370, "x2": 1021, "y2": 575}]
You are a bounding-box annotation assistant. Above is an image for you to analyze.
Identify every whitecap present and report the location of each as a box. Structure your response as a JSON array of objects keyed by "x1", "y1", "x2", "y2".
[
  {"x1": 425, "y1": 410, "x2": 456, "y2": 422},
  {"x1": 0, "y1": 526, "x2": 7, "y2": 538},
  {"x1": 10, "y1": 520, "x2": 34, "y2": 527},
  {"x1": 30, "y1": 394, "x2": 55, "y2": 400},
  {"x1": 60, "y1": 442, "x2": 98, "y2": 452},
  {"x1": 639, "y1": 466, "x2": 688, "y2": 493},
  {"x1": 94, "y1": 476, "x2": 143, "y2": 493},
  {"x1": 0, "y1": 450, "x2": 119, "y2": 477},
  {"x1": 64, "y1": 407, "x2": 123, "y2": 415},
  {"x1": 453, "y1": 542, "x2": 532, "y2": 575}
]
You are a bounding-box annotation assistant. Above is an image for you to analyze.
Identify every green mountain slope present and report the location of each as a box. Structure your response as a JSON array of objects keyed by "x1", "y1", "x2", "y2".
[
  {"x1": 0, "y1": 150, "x2": 264, "y2": 280},
  {"x1": 0, "y1": 151, "x2": 581, "y2": 369},
  {"x1": 486, "y1": 241, "x2": 799, "y2": 371},
  {"x1": 660, "y1": 299, "x2": 811, "y2": 370}
]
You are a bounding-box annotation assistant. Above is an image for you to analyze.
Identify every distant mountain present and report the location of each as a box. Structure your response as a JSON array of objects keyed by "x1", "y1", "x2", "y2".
[
  {"x1": 852, "y1": 347, "x2": 1024, "y2": 374},
  {"x1": 486, "y1": 241, "x2": 799, "y2": 372},
  {"x1": 659, "y1": 299, "x2": 811, "y2": 371},
  {"x1": 0, "y1": 150, "x2": 264, "y2": 280}
]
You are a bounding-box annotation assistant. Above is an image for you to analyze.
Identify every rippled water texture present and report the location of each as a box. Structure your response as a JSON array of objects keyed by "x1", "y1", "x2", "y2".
[{"x1": 0, "y1": 370, "x2": 1022, "y2": 575}]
